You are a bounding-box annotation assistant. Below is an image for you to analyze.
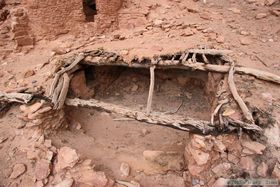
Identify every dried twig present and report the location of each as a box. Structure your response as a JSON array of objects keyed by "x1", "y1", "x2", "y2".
[
  {"x1": 210, "y1": 99, "x2": 229, "y2": 125},
  {"x1": 55, "y1": 73, "x2": 70, "y2": 109},
  {"x1": 228, "y1": 62, "x2": 254, "y2": 123},
  {"x1": 146, "y1": 66, "x2": 155, "y2": 115}
]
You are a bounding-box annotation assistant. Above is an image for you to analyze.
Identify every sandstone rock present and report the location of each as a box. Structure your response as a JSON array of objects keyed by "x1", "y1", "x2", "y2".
[
  {"x1": 257, "y1": 162, "x2": 268, "y2": 177},
  {"x1": 212, "y1": 163, "x2": 231, "y2": 176},
  {"x1": 35, "y1": 159, "x2": 51, "y2": 180},
  {"x1": 239, "y1": 37, "x2": 252, "y2": 45},
  {"x1": 228, "y1": 7, "x2": 241, "y2": 14},
  {"x1": 120, "y1": 162, "x2": 130, "y2": 177},
  {"x1": 70, "y1": 71, "x2": 93, "y2": 99},
  {"x1": 9, "y1": 163, "x2": 26, "y2": 179},
  {"x1": 212, "y1": 178, "x2": 228, "y2": 187},
  {"x1": 153, "y1": 19, "x2": 163, "y2": 27},
  {"x1": 117, "y1": 180, "x2": 140, "y2": 187},
  {"x1": 54, "y1": 178, "x2": 74, "y2": 187},
  {"x1": 23, "y1": 70, "x2": 35, "y2": 78},
  {"x1": 199, "y1": 12, "x2": 212, "y2": 20},
  {"x1": 191, "y1": 135, "x2": 206, "y2": 150},
  {"x1": 188, "y1": 147, "x2": 209, "y2": 166},
  {"x1": 143, "y1": 150, "x2": 184, "y2": 171},
  {"x1": 256, "y1": 13, "x2": 268, "y2": 19},
  {"x1": 181, "y1": 28, "x2": 194, "y2": 37},
  {"x1": 241, "y1": 141, "x2": 266, "y2": 154},
  {"x1": 240, "y1": 156, "x2": 256, "y2": 172},
  {"x1": 216, "y1": 35, "x2": 225, "y2": 43},
  {"x1": 131, "y1": 84, "x2": 138, "y2": 92},
  {"x1": 56, "y1": 147, "x2": 79, "y2": 171},
  {"x1": 270, "y1": 8, "x2": 280, "y2": 17},
  {"x1": 227, "y1": 154, "x2": 239, "y2": 164},
  {"x1": 272, "y1": 162, "x2": 280, "y2": 179}
]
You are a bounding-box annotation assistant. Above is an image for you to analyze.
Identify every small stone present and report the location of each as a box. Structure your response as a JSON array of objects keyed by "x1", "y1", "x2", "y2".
[
  {"x1": 256, "y1": 13, "x2": 268, "y2": 19},
  {"x1": 76, "y1": 122, "x2": 82, "y2": 130},
  {"x1": 239, "y1": 37, "x2": 252, "y2": 45},
  {"x1": 9, "y1": 163, "x2": 26, "y2": 179},
  {"x1": 35, "y1": 159, "x2": 51, "y2": 180},
  {"x1": 240, "y1": 31, "x2": 249, "y2": 36},
  {"x1": 23, "y1": 70, "x2": 35, "y2": 78},
  {"x1": 212, "y1": 163, "x2": 231, "y2": 176},
  {"x1": 242, "y1": 141, "x2": 266, "y2": 154},
  {"x1": 228, "y1": 7, "x2": 241, "y2": 14},
  {"x1": 44, "y1": 139, "x2": 52, "y2": 148},
  {"x1": 189, "y1": 148, "x2": 209, "y2": 166},
  {"x1": 120, "y1": 162, "x2": 130, "y2": 177},
  {"x1": 120, "y1": 50, "x2": 129, "y2": 56},
  {"x1": 212, "y1": 178, "x2": 228, "y2": 187},
  {"x1": 181, "y1": 28, "x2": 194, "y2": 36},
  {"x1": 272, "y1": 162, "x2": 280, "y2": 179},
  {"x1": 56, "y1": 147, "x2": 79, "y2": 171},
  {"x1": 131, "y1": 84, "x2": 138, "y2": 92},
  {"x1": 141, "y1": 128, "x2": 150, "y2": 136},
  {"x1": 270, "y1": 8, "x2": 280, "y2": 17},
  {"x1": 36, "y1": 180, "x2": 44, "y2": 187},
  {"x1": 227, "y1": 154, "x2": 239, "y2": 164},
  {"x1": 216, "y1": 35, "x2": 225, "y2": 43},
  {"x1": 153, "y1": 19, "x2": 163, "y2": 26},
  {"x1": 199, "y1": 12, "x2": 212, "y2": 20},
  {"x1": 0, "y1": 136, "x2": 8, "y2": 144},
  {"x1": 240, "y1": 156, "x2": 256, "y2": 172},
  {"x1": 257, "y1": 162, "x2": 268, "y2": 177},
  {"x1": 54, "y1": 178, "x2": 74, "y2": 187}
]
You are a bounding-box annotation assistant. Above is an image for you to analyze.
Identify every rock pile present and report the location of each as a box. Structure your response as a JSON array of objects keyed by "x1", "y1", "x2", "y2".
[{"x1": 18, "y1": 100, "x2": 66, "y2": 131}]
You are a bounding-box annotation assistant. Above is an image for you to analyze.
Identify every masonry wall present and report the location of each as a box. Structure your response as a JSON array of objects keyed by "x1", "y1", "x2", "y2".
[
  {"x1": 95, "y1": 0, "x2": 123, "y2": 33},
  {"x1": 22, "y1": 0, "x2": 85, "y2": 39}
]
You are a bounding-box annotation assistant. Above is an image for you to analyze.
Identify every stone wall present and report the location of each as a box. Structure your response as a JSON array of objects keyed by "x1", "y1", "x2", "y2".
[
  {"x1": 95, "y1": 0, "x2": 123, "y2": 33},
  {"x1": 22, "y1": 0, "x2": 85, "y2": 39}
]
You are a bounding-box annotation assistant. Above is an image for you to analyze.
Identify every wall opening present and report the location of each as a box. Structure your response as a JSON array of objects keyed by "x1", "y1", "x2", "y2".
[{"x1": 83, "y1": 0, "x2": 97, "y2": 22}]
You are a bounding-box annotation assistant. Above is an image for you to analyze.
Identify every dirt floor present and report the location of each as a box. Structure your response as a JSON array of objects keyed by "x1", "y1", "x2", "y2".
[{"x1": 0, "y1": 0, "x2": 280, "y2": 187}]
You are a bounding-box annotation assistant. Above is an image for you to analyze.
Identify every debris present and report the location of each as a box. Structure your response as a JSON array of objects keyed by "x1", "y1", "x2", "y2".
[
  {"x1": 120, "y1": 162, "x2": 130, "y2": 177},
  {"x1": 9, "y1": 163, "x2": 26, "y2": 179},
  {"x1": 56, "y1": 147, "x2": 79, "y2": 171},
  {"x1": 181, "y1": 28, "x2": 194, "y2": 37},
  {"x1": 212, "y1": 163, "x2": 231, "y2": 176}
]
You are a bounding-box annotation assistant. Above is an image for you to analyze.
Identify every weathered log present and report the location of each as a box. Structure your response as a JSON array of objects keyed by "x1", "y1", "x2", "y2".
[
  {"x1": 82, "y1": 59, "x2": 280, "y2": 85},
  {"x1": 0, "y1": 92, "x2": 33, "y2": 104},
  {"x1": 65, "y1": 98, "x2": 262, "y2": 133},
  {"x1": 228, "y1": 62, "x2": 254, "y2": 123}
]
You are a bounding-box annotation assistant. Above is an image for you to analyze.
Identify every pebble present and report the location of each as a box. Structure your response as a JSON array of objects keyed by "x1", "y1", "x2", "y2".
[
  {"x1": 228, "y1": 7, "x2": 241, "y2": 14},
  {"x1": 256, "y1": 13, "x2": 267, "y2": 19},
  {"x1": 120, "y1": 162, "x2": 130, "y2": 177},
  {"x1": 239, "y1": 37, "x2": 252, "y2": 45}
]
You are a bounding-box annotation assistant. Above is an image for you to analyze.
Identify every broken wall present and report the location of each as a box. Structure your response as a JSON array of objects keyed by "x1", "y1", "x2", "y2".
[
  {"x1": 22, "y1": 0, "x2": 85, "y2": 39},
  {"x1": 95, "y1": 0, "x2": 123, "y2": 33}
]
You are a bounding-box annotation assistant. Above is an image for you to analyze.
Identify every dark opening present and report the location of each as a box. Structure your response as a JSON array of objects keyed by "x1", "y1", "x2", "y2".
[
  {"x1": 83, "y1": 0, "x2": 97, "y2": 22},
  {"x1": 69, "y1": 65, "x2": 222, "y2": 120}
]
